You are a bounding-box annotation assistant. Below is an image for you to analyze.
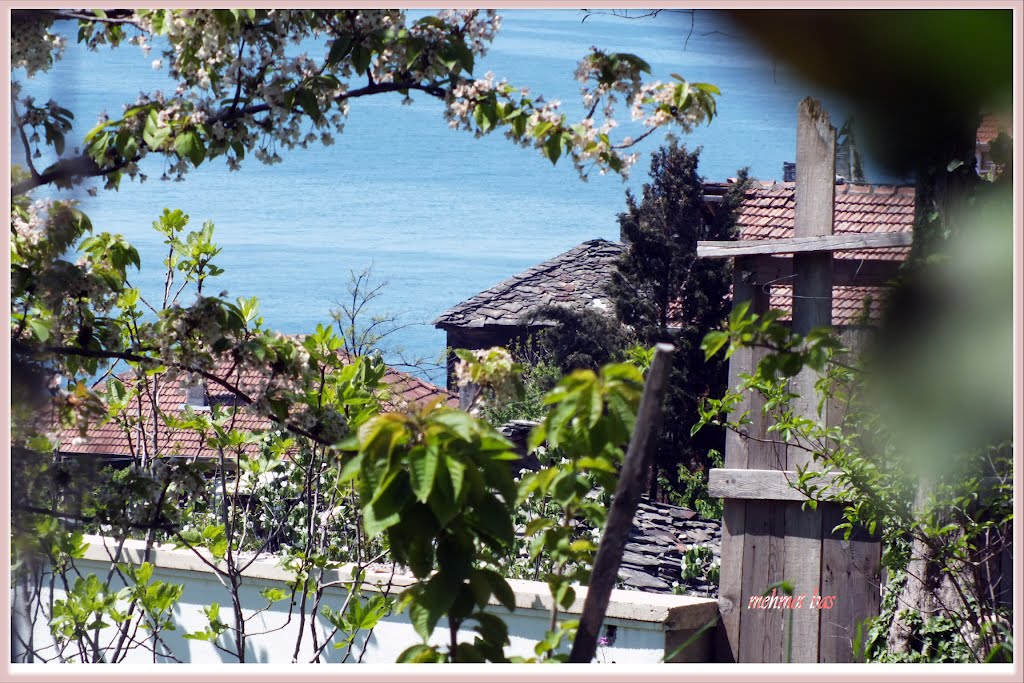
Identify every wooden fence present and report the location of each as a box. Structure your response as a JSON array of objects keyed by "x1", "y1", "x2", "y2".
[{"x1": 698, "y1": 98, "x2": 909, "y2": 662}]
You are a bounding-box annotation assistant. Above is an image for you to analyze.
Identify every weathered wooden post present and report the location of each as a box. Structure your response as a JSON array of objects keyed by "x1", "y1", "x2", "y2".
[
  {"x1": 698, "y1": 98, "x2": 909, "y2": 662},
  {"x1": 570, "y1": 343, "x2": 675, "y2": 663}
]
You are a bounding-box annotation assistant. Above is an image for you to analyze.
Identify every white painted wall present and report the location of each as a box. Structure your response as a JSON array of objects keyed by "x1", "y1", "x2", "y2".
[{"x1": 24, "y1": 535, "x2": 717, "y2": 665}]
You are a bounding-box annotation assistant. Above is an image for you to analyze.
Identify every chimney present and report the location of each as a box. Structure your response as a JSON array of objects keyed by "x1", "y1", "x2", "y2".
[
  {"x1": 183, "y1": 378, "x2": 209, "y2": 410},
  {"x1": 783, "y1": 161, "x2": 796, "y2": 182}
]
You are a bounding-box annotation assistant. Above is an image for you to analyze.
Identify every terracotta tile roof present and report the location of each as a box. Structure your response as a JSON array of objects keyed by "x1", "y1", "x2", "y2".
[
  {"x1": 729, "y1": 180, "x2": 915, "y2": 258},
  {"x1": 56, "y1": 354, "x2": 456, "y2": 459},
  {"x1": 721, "y1": 180, "x2": 915, "y2": 324},
  {"x1": 767, "y1": 285, "x2": 887, "y2": 326},
  {"x1": 433, "y1": 239, "x2": 624, "y2": 329},
  {"x1": 977, "y1": 114, "x2": 1009, "y2": 145}
]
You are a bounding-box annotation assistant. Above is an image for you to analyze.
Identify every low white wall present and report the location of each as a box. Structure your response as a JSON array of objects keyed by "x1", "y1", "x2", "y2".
[{"x1": 26, "y1": 535, "x2": 718, "y2": 664}]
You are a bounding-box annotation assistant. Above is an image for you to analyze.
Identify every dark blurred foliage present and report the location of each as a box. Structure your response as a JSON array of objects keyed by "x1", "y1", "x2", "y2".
[
  {"x1": 524, "y1": 304, "x2": 631, "y2": 373},
  {"x1": 727, "y1": 8, "x2": 1015, "y2": 472},
  {"x1": 726, "y1": 10, "x2": 1012, "y2": 176}
]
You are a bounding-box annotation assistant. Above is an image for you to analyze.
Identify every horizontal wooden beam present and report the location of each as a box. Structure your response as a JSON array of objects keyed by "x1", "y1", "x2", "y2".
[
  {"x1": 708, "y1": 468, "x2": 845, "y2": 502},
  {"x1": 735, "y1": 255, "x2": 902, "y2": 287},
  {"x1": 709, "y1": 468, "x2": 1007, "y2": 503},
  {"x1": 697, "y1": 232, "x2": 912, "y2": 258}
]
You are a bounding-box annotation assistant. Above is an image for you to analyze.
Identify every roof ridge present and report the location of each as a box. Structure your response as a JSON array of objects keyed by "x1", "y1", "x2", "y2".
[{"x1": 433, "y1": 238, "x2": 623, "y2": 326}]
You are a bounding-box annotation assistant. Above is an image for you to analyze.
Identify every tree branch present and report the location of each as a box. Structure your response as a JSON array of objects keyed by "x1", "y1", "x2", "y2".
[
  {"x1": 44, "y1": 9, "x2": 140, "y2": 26},
  {"x1": 11, "y1": 154, "x2": 139, "y2": 197},
  {"x1": 11, "y1": 94, "x2": 40, "y2": 179},
  {"x1": 13, "y1": 79, "x2": 450, "y2": 197}
]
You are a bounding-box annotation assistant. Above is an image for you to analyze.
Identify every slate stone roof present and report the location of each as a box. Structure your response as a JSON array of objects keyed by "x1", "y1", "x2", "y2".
[
  {"x1": 617, "y1": 499, "x2": 721, "y2": 596},
  {"x1": 501, "y1": 420, "x2": 722, "y2": 596},
  {"x1": 55, "y1": 354, "x2": 457, "y2": 459},
  {"x1": 433, "y1": 239, "x2": 624, "y2": 329}
]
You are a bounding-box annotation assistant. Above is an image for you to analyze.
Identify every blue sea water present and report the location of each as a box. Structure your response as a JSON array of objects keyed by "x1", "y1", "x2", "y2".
[{"x1": 12, "y1": 10, "x2": 901, "y2": 382}]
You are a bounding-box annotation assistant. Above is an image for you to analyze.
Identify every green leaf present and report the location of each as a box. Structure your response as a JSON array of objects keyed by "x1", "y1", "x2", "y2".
[
  {"x1": 174, "y1": 131, "x2": 206, "y2": 167},
  {"x1": 473, "y1": 611, "x2": 509, "y2": 647},
  {"x1": 616, "y1": 52, "x2": 652, "y2": 73},
  {"x1": 701, "y1": 330, "x2": 729, "y2": 360},
  {"x1": 297, "y1": 89, "x2": 321, "y2": 122},
  {"x1": 409, "y1": 446, "x2": 439, "y2": 503},
  {"x1": 352, "y1": 44, "x2": 372, "y2": 75},
  {"x1": 338, "y1": 453, "x2": 363, "y2": 484},
  {"x1": 575, "y1": 456, "x2": 617, "y2": 473},
  {"x1": 142, "y1": 110, "x2": 170, "y2": 149},
  {"x1": 473, "y1": 103, "x2": 494, "y2": 132},
  {"x1": 327, "y1": 34, "x2": 354, "y2": 64},
  {"x1": 408, "y1": 600, "x2": 435, "y2": 641},
  {"x1": 544, "y1": 132, "x2": 562, "y2": 164},
  {"x1": 468, "y1": 493, "x2": 514, "y2": 548},
  {"x1": 451, "y1": 39, "x2": 475, "y2": 75},
  {"x1": 366, "y1": 468, "x2": 410, "y2": 533},
  {"x1": 260, "y1": 587, "x2": 286, "y2": 603},
  {"x1": 478, "y1": 569, "x2": 515, "y2": 611},
  {"x1": 445, "y1": 455, "x2": 466, "y2": 501},
  {"x1": 432, "y1": 410, "x2": 477, "y2": 442},
  {"x1": 690, "y1": 81, "x2": 721, "y2": 95},
  {"x1": 397, "y1": 643, "x2": 440, "y2": 662},
  {"x1": 27, "y1": 318, "x2": 51, "y2": 342}
]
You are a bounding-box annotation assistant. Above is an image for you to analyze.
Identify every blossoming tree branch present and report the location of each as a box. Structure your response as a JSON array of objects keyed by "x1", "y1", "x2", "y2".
[{"x1": 12, "y1": 8, "x2": 718, "y2": 197}]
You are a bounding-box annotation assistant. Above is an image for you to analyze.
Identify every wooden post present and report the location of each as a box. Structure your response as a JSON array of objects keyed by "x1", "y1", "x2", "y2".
[
  {"x1": 818, "y1": 327, "x2": 881, "y2": 662},
  {"x1": 781, "y1": 96, "x2": 836, "y2": 662},
  {"x1": 569, "y1": 343, "x2": 675, "y2": 664}
]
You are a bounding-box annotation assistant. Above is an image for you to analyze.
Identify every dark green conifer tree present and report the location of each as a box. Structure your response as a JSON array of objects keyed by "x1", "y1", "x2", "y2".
[{"x1": 607, "y1": 140, "x2": 749, "y2": 501}]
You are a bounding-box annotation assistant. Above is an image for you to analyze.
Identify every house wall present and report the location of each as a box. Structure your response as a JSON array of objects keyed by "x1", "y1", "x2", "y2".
[
  {"x1": 25, "y1": 535, "x2": 717, "y2": 665},
  {"x1": 441, "y1": 325, "x2": 537, "y2": 388}
]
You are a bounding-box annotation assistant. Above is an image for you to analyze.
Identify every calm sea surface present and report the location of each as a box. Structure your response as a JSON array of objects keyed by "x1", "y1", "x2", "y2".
[{"x1": 14, "y1": 10, "x2": 902, "y2": 381}]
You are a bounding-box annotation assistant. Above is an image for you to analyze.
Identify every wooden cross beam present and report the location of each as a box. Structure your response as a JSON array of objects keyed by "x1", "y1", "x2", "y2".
[{"x1": 696, "y1": 232, "x2": 912, "y2": 258}]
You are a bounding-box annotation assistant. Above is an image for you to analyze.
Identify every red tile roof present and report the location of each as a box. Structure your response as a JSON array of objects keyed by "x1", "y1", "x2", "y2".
[
  {"x1": 56, "y1": 354, "x2": 456, "y2": 459},
  {"x1": 977, "y1": 114, "x2": 1009, "y2": 145},
  {"x1": 722, "y1": 180, "x2": 914, "y2": 324}
]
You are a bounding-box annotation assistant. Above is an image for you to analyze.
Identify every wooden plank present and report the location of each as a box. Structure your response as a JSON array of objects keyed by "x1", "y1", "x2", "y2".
[
  {"x1": 734, "y1": 259, "x2": 787, "y2": 661},
  {"x1": 722, "y1": 258, "x2": 770, "y2": 472},
  {"x1": 570, "y1": 344, "x2": 676, "y2": 663},
  {"x1": 819, "y1": 327, "x2": 882, "y2": 662},
  {"x1": 783, "y1": 501, "x2": 822, "y2": 662},
  {"x1": 738, "y1": 501, "x2": 787, "y2": 662},
  {"x1": 818, "y1": 502, "x2": 882, "y2": 662},
  {"x1": 794, "y1": 96, "x2": 837, "y2": 241},
  {"x1": 708, "y1": 468, "x2": 845, "y2": 502},
  {"x1": 736, "y1": 256, "x2": 902, "y2": 288},
  {"x1": 715, "y1": 499, "x2": 745, "y2": 662},
  {"x1": 696, "y1": 231, "x2": 912, "y2": 258},
  {"x1": 715, "y1": 260, "x2": 769, "y2": 662}
]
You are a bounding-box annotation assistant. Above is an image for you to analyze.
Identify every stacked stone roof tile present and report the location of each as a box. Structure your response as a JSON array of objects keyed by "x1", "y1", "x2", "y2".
[{"x1": 433, "y1": 239, "x2": 624, "y2": 328}]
